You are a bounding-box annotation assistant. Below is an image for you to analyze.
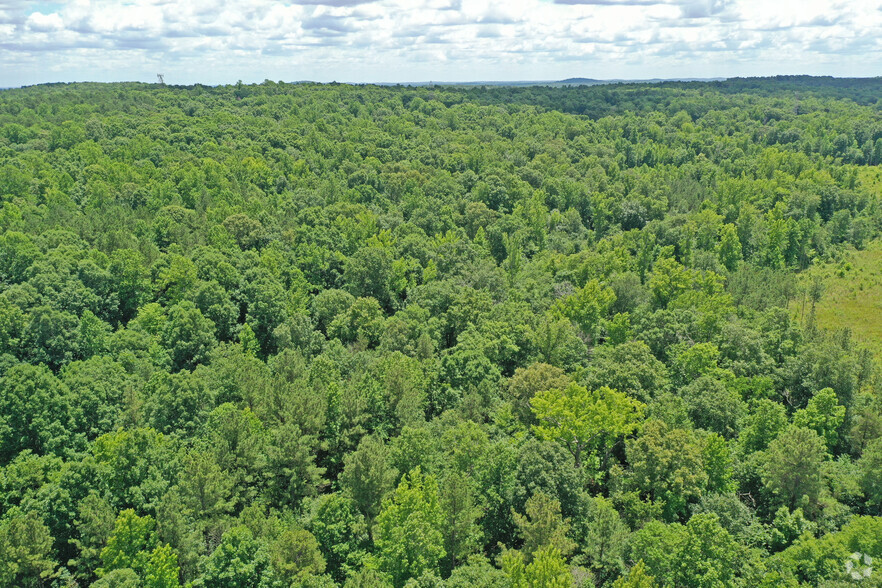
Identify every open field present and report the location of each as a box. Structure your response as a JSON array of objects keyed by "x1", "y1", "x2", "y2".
[
  {"x1": 790, "y1": 169, "x2": 882, "y2": 359},
  {"x1": 796, "y1": 241, "x2": 882, "y2": 357}
]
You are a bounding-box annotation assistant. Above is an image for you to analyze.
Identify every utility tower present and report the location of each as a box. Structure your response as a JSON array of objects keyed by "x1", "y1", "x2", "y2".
[{"x1": 157, "y1": 74, "x2": 165, "y2": 86}]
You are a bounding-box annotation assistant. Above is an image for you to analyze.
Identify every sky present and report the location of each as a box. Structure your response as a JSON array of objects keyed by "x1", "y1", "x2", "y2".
[{"x1": 1, "y1": 0, "x2": 881, "y2": 87}]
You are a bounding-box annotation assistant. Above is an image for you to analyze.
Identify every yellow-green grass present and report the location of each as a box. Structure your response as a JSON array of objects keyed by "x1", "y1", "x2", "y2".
[
  {"x1": 792, "y1": 240, "x2": 882, "y2": 361},
  {"x1": 788, "y1": 168, "x2": 882, "y2": 359},
  {"x1": 859, "y1": 166, "x2": 882, "y2": 193}
]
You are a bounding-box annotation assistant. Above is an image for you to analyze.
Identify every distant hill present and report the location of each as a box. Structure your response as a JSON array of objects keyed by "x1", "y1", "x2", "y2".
[{"x1": 556, "y1": 77, "x2": 603, "y2": 85}]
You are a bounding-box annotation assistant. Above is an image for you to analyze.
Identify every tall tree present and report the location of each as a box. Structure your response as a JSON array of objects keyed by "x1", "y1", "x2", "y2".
[
  {"x1": 340, "y1": 435, "x2": 398, "y2": 528},
  {"x1": 532, "y1": 384, "x2": 644, "y2": 468},
  {"x1": 374, "y1": 467, "x2": 446, "y2": 587},
  {"x1": 761, "y1": 426, "x2": 826, "y2": 511},
  {"x1": 512, "y1": 491, "x2": 576, "y2": 562},
  {"x1": 439, "y1": 471, "x2": 483, "y2": 575},
  {"x1": 0, "y1": 509, "x2": 57, "y2": 588},
  {"x1": 98, "y1": 509, "x2": 180, "y2": 588}
]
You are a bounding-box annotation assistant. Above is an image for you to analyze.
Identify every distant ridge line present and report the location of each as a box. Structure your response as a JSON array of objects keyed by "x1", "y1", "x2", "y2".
[
  {"x1": 379, "y1": 77, "x2": 728, "y2": 87},
  {"x1": 3, "y1": 74, "x2": 882, "y2": 91}
]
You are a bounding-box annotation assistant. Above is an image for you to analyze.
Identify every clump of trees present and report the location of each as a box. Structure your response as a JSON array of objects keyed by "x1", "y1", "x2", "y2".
[{"x1": 0, "y1": 77, "x2": 881, "y2": 586}]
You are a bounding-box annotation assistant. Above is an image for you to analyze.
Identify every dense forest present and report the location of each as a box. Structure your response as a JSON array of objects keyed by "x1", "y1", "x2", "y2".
[{"x1": 1, "y1": 76, "x2": 882, "y2": 587}]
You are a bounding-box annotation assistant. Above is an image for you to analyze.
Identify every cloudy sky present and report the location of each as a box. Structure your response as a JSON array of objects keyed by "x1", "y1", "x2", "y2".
[{"x1": 1, "y1": 0, "x2": 881, "y2": 87}]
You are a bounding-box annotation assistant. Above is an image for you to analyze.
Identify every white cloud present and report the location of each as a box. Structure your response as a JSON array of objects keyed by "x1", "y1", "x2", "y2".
[
  {"x1": 0, "y1": 0, "x2": 880, "y2": 86},
  {"x1": 25, "y1": 11, "x2": 63, "y2": 31}
]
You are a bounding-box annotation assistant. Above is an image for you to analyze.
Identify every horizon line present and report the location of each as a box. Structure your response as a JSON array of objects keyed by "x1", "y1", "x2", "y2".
[{"x1": 5, "y1": 73, "x2": 882, "y2": 91}]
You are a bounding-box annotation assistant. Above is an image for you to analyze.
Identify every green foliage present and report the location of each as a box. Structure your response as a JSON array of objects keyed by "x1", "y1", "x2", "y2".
[
  {"x1": 374, "y1": 468, "x2": 446, "y2": 587},
  {"x1": 176, "y1": 449, "x2": 235, "y2": 528},
  {"x1": 91, "y1": 427, "x2": 177, "y2": 512},
  {"x1": 265, "y1": 422, "x2": 325, "y2": 508},
  {"x1": 761, "y1": 426, "x2": 827, "y2": 511},
  {"x1": 268, "y1": 528, "x2": 326, "y2": 583},
  {"x1": 62, "y1": 356, "x2": 130, "y2": 440},
  {"x1": 649, "y1": 258, "x2": 694, "y2": 309},
  {"x1": 303, "y1": 493, "x2": 370, "y2": 582},
  {"x1": 341, "y1": 434, "x2": 398, "y2": 526},
  {"x1": 532, "y1": 384, "x2": 645, "y2": 468},
  {"x1": 445, "y1": 558, "x2": 510, "y2": 588},
  {"x1": 439, "y1": 471, "x2": 483, "y2": 574},
  {"x1": 142, "y1": 370, "x2": 213, "y2": 436},
  {"x1": 624, "y1": 419, "x2": 709, "y2": 521},
  {"x1": 193, "y1": 525, "x2": 268, "y2": 588},
  {"x1": 792, "y1": 387, "x2": 846, "y2": 451},
  {"x1": 70, "y1": 491, "x2": 117, "y2": 582},
  {"x1": 512, "y1": 491, "x2": 576, "y2": 561},
  {"x1": 510, "y1": 438, "x2": 585, "y2": 532},
  {"x1": 772, "y1": 516, "x2": 882, "y2": 585},
  {"x1": 769, "y1": 506, "x2": 816, "y2": 551},
  {"x1": 583, "y1": 341, "x2": 669, "y2": 403},
  {"x1": 92, "y1": 568, "x2": 141, "y2": 587},
  {"x1": 0, "y1": 363, "x2": 74, "y2": 461},
  {"x1": 0, "y1": 509, "x2": 56, "y2": 587},
  {"x1": 506, "y1": 362, "x2": 571, "y2": 426},
  {"x1": 500, "y1": 544, "x2": 572, "y2": 588},
  {"x1": 859, "y1": 437, "x2": 882, "y2": 514},
  {"x1": 680, "y1": 376, "x2": 745, "y2": 439},
  {"x1": 0, "y1": 78, "x2": 881, "y2": 586},
  {"x1": 612, "y1": 561, "x2": 655, "y2": 588},
  {"x1": 738, "y1": 399, "x2": 788, "y2": 454},
  {"x1": 162, "y1": 301, "x2": 216, "y2": 371},
  {"x1": 718, "y1": 224, "x2": 743, "y2": 272},
  {"x1": 629, "y1": 513, "x2": 748, "y2": 587},
  {"x1": 553, "y1": 279, "x2": 616, "y2": 342},
  {"x1": 99, "y1": 509, "x2": 180, "y2": 587},
  {"x1": 576, "y1": 495, "x2": 630, "y2": 584}
]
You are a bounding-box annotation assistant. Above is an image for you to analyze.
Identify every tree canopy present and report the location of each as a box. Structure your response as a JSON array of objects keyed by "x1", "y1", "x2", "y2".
[{"x1": 0, "y1": 76, "x2": 881, "y2": 586}]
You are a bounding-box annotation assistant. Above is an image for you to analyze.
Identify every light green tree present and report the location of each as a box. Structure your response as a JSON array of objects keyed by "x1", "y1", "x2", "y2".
[
  {"x1": 501, "y1": 544, "x2": 572, "y2": 588},
  {"x1": 858, "y1": 437, "x2": 882, "y2": 514},
  {"x1": 625, "y1": 420, "x2": 708, "y2": 521},
  {"x1": 738, "y1": 399, "x2": 788, "y2": 454},
  {"x1": 70, "y1": 491, "x2": 117, "y2": 583},
  {"x1": 268, "y1": 528, "x2": 326, "y2": 583},
  {"x1": 374, "y1": 467, "x2": 446, "y2": 587},
  {"x1": 578, "y1": 496, "x2": 629, "y2": 584},
  {"x1": 161, "y1": 301, "x2": 215, "y2": 371},
  {"x1": 303, "y1": 493, "x2": 370, "y2": 582},
  {"x1": 717, "y1": 224, "x2": 742, "y2": 271},
  {"x1": 532, "y1": 384, "x2": 645, "y2": 468},
  {"x1": 193, "y1": 525, "x2": 268, "y2": 588},
  {"x1": 507, "y1": 363, "x2": 572, "y2": 426},
  {"x1": 177, "y1": 449, "x2": 235, "y2": 532},
  {"x1": 553, "y1": 279, "x2": 615, "y2": 342},
  {"x1": 99, "y1": 509, "x2": 180, "y2": 587},
  {"x1": 792, "y1": 388, "x2": 845, "y2": 452},
  {"x1": 648, "y1": 257, "x2": 693, "y2": 308},
  {"x1": 612, "y1": 561, "x2": 655, "y2": 588},
  {"x1": 629, "y1": 514, "x2": 743, "y2": 587}
]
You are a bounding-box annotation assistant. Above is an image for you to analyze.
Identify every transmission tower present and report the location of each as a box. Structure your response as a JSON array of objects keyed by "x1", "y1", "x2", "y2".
[{"x1": 157, "y1": 74, "x2": 165, "y2": 86}]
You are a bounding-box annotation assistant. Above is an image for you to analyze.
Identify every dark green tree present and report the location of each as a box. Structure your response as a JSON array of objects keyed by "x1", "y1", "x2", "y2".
[{"x1": 340, "y1": 434, "x2": 398, "y2": 527}]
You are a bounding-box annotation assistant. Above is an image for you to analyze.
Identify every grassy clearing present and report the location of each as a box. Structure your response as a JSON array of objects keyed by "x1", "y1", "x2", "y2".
[
  {"x1": 789, "y1": 168, "x2": 882, "y2": 359},
  {"x1": 792, "y1": 240, "x2": 882, "y2": 360}
]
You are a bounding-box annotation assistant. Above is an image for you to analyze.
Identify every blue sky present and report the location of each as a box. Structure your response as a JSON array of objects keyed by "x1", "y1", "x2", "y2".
[{"x1": 1, "y1": 0, "x2": 880, "y2": 87}]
